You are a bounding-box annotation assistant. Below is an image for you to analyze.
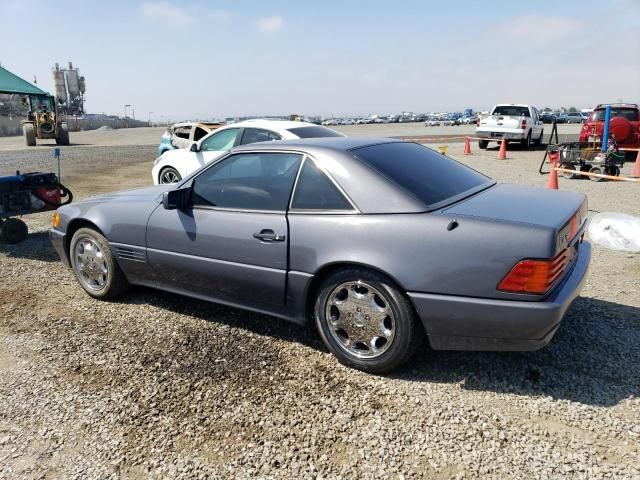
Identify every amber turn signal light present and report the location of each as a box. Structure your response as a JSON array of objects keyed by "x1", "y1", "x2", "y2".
[
  {"x1": 52, "y1": 211, "x2": 60, "y2": 228},
  {"x1": 498, "y1": 251, "x2": 567, "y2": 295}
]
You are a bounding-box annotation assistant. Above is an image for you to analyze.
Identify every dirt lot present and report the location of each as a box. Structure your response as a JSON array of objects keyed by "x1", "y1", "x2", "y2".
[{"x1": 0, "y1": 126, "x2": 639, "y2": 479}]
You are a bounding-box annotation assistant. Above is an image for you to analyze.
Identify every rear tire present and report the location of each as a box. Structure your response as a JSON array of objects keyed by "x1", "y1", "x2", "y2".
[
  {"x1": 560, "y1": 163, "x2": 578, "y2": 179},
  {"x1": 56, "y1": 124, "x2": 70, "y2": 146},
  {"x1": 69, "y1": 228, "x2": 129, "y2": 300},
  {"x1": 0, "y1": 218, "x2": 28, "y2": 244},
  {"x1": 589, "y1": 166, "x2": 604, "y2": 182},
  {"x1": 521, "y1": 130, "x2": 532, "y2": 149},
  {"x1": 23, "y1": 124, "x2": 36, "y2": 146},
  {"x1": 534, "y1": 129, "x2": 544, "y2": 146},
  {"x1": 314, "y1": 267, "x2": 424, "y2": 373},
  {"x1": 478, "y1": 140, "x2": 488, "y2": 149}
]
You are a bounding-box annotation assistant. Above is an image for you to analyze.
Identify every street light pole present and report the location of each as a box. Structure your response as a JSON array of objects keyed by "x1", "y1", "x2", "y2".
[{"x1": 148, "y1": 111, "x2": 154, "y2": 127}]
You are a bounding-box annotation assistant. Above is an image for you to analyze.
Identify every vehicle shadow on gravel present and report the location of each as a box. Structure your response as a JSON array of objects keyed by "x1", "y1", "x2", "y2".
[
  {"x1": 0, "y1": 231, "x2": 60, "y2": 262},
  {"x1": 396, "y1": 297, "x2": 640, "y2": 407},
  {"x1": 124, "y1": 287, "x2": 325, "y2": 351}
]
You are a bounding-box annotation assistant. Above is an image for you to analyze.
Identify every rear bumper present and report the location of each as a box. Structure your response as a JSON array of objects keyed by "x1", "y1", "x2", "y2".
[
  {"x1": 408, "y1": 241, "x2": 591, "y2": 351},
  {"x1": 476, "y1": 129, "x2": 525, "y2": 140},
  {"x1": 49, "y1": 228, "x2": 70, "y2": 267}
]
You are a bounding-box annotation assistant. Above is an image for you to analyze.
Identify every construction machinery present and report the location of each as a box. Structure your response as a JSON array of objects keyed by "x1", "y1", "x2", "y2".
[{"x1": 21, "y1": 94, "x2": 70, "y2": 146}]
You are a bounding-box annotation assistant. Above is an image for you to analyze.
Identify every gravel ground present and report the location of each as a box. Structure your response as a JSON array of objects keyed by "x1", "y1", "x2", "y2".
[{"x1": 1, "y1": 129, "x2": 639, "y2": 479}]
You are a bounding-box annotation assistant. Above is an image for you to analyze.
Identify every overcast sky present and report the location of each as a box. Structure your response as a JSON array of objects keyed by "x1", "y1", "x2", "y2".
[{"x1": 1, "y1": 0, "x2": 639, "y2": 121}]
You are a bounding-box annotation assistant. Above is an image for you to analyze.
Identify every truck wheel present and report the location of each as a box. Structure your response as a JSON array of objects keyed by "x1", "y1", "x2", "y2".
[
  {"x1": 56, "y1": 124, "x2": 70, "y2": 146},
  {"x1": 521, "y1": 131, "x2": 532, "y2": 149},
  {"x1": 23, "y1": 124, "x2": 36, "y2": 146},
  {"x1": 0, "y1": 218, "x2": 28, "y2": 244},
  {"x1": 534, "y1": 130, "x2": 544, "y2": 146},
  {"x1": 478, "y1": 140, "x2": 488, "y2": 149}
]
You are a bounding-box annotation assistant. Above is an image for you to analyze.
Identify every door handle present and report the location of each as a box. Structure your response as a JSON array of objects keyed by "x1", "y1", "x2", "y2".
[{"x1": 253, "y1": 229, "x2": 285, "y2": 242}]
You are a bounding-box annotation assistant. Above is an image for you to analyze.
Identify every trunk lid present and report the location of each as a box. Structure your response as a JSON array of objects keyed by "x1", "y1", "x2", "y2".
[
  {"x1": 443, "y1": 184, "x2": 587, "y2": 255},
  {"x1": 443, "y1": 184, "x2": 587, "y2": 297}
]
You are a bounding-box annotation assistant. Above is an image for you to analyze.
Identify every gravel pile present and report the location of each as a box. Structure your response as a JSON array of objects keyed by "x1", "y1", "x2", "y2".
[{"x1": 1, "y1": 138, "x2": 639, "y2": 478}]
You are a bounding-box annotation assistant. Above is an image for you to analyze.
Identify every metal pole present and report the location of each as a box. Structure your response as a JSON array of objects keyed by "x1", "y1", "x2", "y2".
[{"x1": 602, "y1": 105, "x2": 612, "y2": 153}]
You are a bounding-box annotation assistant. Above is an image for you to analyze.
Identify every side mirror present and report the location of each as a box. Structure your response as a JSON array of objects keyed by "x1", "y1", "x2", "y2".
[
  {"x1": 189, "y1": 142, "x2": 199, "y2": 152},
  {"x1": 162, "y1": 187, "x2": 191, "y2": 210}
]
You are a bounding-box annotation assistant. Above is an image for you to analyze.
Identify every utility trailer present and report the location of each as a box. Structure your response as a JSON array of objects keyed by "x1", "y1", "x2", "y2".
[{"x1": 551, "y1": 141, "x2": 626, "y2": 182}]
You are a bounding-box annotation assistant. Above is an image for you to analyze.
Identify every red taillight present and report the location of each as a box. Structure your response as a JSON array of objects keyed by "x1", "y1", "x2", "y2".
[
  {"x1": 521, "y1": 118, "x2": 527, "y2": 129},
  {"x1": 498, "y1": 251, "x2": 568, "y2": 295},
  {"x1": 476, "y1": 117, "x2": 480, "y2": 127}
]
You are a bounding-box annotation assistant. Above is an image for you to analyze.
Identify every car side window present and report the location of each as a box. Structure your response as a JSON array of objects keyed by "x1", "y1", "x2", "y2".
[
  {"x1": 191, "y1": 152, "x2": 303, "y2": 211},
  {"x1": 192, "y1": 126, "x2": 209, "y2": 142},
  {"x1": 241, "y1": 128, "x2": 282, "y2": 145},
  {"x1": 291, "y1": 159, "x2": 353, "y2": 211},
  {"x1": 173, "y1": 126, "x2": 191, "y2": 139},
  {"x1": 200, "y1": 128, "x2": 240, "y2": 152}
]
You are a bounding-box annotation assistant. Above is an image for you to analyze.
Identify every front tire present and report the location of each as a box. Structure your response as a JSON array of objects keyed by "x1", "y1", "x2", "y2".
[
  {"x1": 314, "y1": 268, "x2": 423, "y2": 373},
  {"x1": 23, "y1": 124, "x2": 36, "y2": 146},
  {"x1": 70, "y1": 228, "x2": 129, "y2": 300},
  {"x1": 56, "y1": 123, "x2": 70, "y2": 146},
  {"x1": 159, "y1": 167, "x2": 182, "y2": 184},
  {"x1": 478, "y1": 140, "x2": 488, "y2": 149}
]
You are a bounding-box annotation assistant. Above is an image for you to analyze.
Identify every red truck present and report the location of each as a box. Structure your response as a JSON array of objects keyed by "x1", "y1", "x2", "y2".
[{"x1": 580, "y1": 103, "x2": 640, "y2": 161}]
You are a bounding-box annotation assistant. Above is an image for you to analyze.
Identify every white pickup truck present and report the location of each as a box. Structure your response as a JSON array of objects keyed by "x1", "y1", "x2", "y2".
[{"x1": 476, "y1": 104, "x2": 544, "y2": 149}]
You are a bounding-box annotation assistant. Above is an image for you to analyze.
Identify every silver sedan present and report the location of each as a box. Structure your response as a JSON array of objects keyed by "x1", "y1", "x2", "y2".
[{"x1": 50, "y1": 138, "x2": 590, "y2": 372}]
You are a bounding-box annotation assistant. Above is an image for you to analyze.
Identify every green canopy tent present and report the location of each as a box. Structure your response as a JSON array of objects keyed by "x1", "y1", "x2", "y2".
[{"x1": 0, "y1": 66, "x2": 49, "y2": 96}]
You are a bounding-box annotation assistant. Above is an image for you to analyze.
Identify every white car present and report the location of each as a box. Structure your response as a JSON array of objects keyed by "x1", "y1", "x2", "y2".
[{"x1": 152, "y1": 120, "x2": 344, "y2": 184}]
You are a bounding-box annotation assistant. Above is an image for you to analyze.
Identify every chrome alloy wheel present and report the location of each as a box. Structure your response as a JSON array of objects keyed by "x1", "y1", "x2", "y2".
[
  {"x1": 325, "y1": 281, "x2": 395, "y2": 358},
  {"x1": 160, "y1": 169, "x2": 180, "y2": 184},
  {"x1": 73, "y1": 236, "x2": 108, "y2": 291}
]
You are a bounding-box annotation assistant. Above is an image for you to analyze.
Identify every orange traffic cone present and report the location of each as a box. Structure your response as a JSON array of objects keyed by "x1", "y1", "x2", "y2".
[
  {"x1": 497, "y1": 139, "x2": 507, "y2": 160},
  {"x1": 546, "y1": 151, "x2": 559, "y2": 190},
  {"x1": 632, "y1": 151, "x2": 640, "y2": 178},
  {"x1": 463, "y1": 136, "x2": 471, "y2": 155}
]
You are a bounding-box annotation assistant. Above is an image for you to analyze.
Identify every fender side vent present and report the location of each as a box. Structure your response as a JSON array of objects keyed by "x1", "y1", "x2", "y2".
[{"x1": 115, "y1": 246, "x2": 146, "y2": 263}]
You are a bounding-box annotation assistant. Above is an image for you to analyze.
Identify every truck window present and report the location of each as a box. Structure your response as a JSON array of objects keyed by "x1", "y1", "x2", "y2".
[{"x1": 492, "y1": 106, "x2": 530, "y2": 117}]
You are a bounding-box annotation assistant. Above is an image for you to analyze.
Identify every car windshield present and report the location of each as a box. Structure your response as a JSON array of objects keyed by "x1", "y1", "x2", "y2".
[
  {"x1": 351, "y1": 142, "x2": 493, "y2": 208},
  {"x1": 287, "y1": 126, "x2": 343, "y2": 138},
  {"x1": 592, "y1": 108, "x2": 639, "y2": 121},
  {"x1": 492, "y1": 106, "x2": 530, "y2": 117}
]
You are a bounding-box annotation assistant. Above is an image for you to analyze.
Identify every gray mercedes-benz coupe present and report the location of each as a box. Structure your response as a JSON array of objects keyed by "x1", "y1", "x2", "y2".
[{"x1": 50, "y1": 138, "x2": 590, "y2": 372}]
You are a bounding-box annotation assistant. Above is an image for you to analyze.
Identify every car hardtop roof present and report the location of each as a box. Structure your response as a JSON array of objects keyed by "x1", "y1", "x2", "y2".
[
  {"x1": 228, "y1": 119, "x2": 318, "y2": 130},
  {"x1": 231, "y1": 137, "x2": 399, "y2": 153},
  {"x1": 493, "y1": 104, "x2": 532, "y2": 107},
  {"x1": 594, "y1": 103, "x2": 639, "y2": 109}
]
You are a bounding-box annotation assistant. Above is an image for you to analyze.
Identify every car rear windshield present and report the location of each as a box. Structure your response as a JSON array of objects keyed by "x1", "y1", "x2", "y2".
[
  {"x1": 351, "y1": 142, "x2": 492, "y2": 208},
  {"x1": 592, "y1": 108, "x2": 639, "y2": 121},
  {"x1": 287, "y1": 126, "x2": 343, "y2": 138},
  {"x1": 491, "y1": 106, "x2": 530, "y2": 117}
]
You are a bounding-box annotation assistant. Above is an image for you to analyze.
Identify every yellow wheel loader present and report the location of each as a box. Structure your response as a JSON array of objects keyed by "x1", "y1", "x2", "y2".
[{"x1": 21, "y1": 94, "x2": 69, "y2": 146}]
